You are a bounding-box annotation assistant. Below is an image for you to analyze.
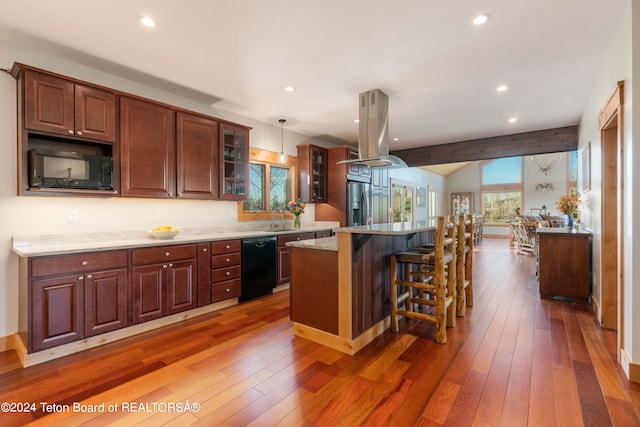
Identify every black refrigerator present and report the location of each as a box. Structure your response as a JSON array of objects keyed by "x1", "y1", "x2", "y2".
[{"x1": 346, "y1": 181, "x2": 372, "y2": 227}]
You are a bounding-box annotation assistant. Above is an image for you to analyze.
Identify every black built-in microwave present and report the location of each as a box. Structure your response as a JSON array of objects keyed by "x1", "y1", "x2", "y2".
[{"x1": 29, "y1": 148, "x2": 113, "y2": 190}]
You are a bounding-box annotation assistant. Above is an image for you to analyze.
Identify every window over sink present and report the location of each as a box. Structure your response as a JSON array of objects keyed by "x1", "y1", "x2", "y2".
[{"x1": 237, "y1": 148, "x2": 298, "y2": 221}]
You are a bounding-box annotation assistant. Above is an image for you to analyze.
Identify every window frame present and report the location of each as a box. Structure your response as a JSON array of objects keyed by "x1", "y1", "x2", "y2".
[{"x1": 237, "y1": 148, "x2": 298, "y2": 221}]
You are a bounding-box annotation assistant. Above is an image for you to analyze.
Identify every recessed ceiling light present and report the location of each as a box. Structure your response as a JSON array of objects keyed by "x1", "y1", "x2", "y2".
[
  {"x1": 393, "y1": 137, "x2": 399, "y2": 142},
  {"x1": 140, "y1": 16, "x2": 155, "y2": 27},
  {"x1": 354, "y1": 119, "x2": 360, "y2": 123},
  {"x1": 509, "y1": 117, "x2": 518, "y2": 123},
  {"x1": 284, "y1": 86, "x2": 295, "y2": 92},
  {"x1": 473, "y1": 14, "x2": 489, "y2": 25},
  {"x1": 496, "y1": 85, "x2": 508, "y2": 92}
]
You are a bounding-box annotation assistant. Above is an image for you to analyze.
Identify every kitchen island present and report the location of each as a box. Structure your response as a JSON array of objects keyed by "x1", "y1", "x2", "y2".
[{"x1": 288, "y1": 222, "x2": 434, "y2": 354}]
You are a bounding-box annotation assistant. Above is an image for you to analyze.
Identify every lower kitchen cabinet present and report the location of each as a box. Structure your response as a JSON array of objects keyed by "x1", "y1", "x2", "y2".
[
  {"x1": 31, "y1": 274, "x2": 85, "y2": 352},
  {"x1": 277, "y1": 232, "x2": 318, "y2": 285},
  {"x1": 131, "y1": 244, "x2": 197, "y2": 324},
  {"x1": 84, "y1": 268, "x2": 128, "y2": 337},
  {"x1": 210, "y1": 239, "x2": 241, "y2": 302},
  {"x1": 28, "y1": 250, "x2": 128, "y2": 352}
]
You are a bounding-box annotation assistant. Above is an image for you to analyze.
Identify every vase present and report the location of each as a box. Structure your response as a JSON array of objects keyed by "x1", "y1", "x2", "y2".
[
  {"x1": 294, "y1": 216, "x2": 301, "y2": 229},
  {"x1": 563, "y1": 214, "x2": 573, "y2": 228}
]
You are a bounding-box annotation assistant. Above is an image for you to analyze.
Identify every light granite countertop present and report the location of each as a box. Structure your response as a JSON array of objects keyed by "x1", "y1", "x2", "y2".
[
  {"x1": 12, "y1": 222, "x2": 339, "y2": 257},
  {"x1": 285, "y1": 235, "x2": 338, "y2": 252},
  {"x1": 334, "y1": 220, "x2": 434, "y2": 235}
]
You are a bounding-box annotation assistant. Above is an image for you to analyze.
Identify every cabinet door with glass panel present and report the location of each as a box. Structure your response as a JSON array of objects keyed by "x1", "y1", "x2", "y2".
[{"x1": 220, "y1": 123, "x2": 250, "y2": 200}]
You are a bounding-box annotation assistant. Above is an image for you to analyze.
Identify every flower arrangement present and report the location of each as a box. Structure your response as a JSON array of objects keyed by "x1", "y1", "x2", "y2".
[
  {"x1": 288, "y1": 198, "x2": 306, "y2": 228},
  {"x1": 556, "y1": 192, "x2": 581, "y2": 216}
]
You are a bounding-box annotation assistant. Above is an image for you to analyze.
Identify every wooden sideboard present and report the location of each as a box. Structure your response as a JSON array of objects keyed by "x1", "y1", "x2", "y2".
[{"x1": 537, "y1": 228, "x2": 592, "y2": 303}]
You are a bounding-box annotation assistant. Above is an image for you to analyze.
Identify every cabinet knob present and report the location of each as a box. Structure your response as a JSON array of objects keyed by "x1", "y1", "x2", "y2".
[
  {"x1": 225, "y1": 271, "x2": 231, "y2": 276},
  {"x1": 86, "y1": 274, "x2": 92, "y2": 279},
  {"x1": 78, "y1": 276, "x2": 84, "y2": 280},
  {"x1": 169, "y1": 263, "x2": 173, "y2": 267},
  {"x1": 81, "y1": 261, "x2": 88, "y2": 266},
  {"x1": 165, "y1": 252, "x2": 170, "y2": 257},
  {"x1": 226, "y1": 258, "x2": 230, "y2": 262},
  {"x1": 163, "y1": 264, "x2": 168, "y2": 268},
  {"x1": 76, "y1": 131, "x2": 83, "y2": 136},
  {"x1": 225, "y1": 288, "x2": 230, "y2": 293},
  {"x1": 225, "y1": 245, "x2": 230, "y2": 249},
  {"x1": 68, "y1": 129, "x2": 74, "y2": 134},
  {"x1": 203, "y1": 248, "x2": 208, "y2": 252}
]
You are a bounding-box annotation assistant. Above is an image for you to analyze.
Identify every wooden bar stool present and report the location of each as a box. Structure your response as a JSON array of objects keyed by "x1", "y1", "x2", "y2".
[
  {"x1": 455, "y1": 214, "x2": 474, "y2": 316},
  {"x1": 389, "y1": 216, "x2": 456, "y2": 343}
]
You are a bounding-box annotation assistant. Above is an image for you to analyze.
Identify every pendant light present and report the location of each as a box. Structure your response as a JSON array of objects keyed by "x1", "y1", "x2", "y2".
[{"x1": 278, "y1": 119, "x2": 288, "y2": 164}]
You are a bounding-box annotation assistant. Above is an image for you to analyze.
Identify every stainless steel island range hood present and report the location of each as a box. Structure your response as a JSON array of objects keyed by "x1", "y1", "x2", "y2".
[{"x1": 337, "y1": 89, "x2": 407, "y2": 168}]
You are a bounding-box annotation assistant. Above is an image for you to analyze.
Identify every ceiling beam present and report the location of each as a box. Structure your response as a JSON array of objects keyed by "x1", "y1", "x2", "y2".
[{"x1": 391, "y1": 125, "x2": 578, "y2": 167}]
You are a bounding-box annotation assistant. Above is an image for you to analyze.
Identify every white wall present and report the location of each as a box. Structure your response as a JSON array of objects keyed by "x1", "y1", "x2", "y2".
[
  {"x1": 577, "y1": 2, "x2": 638, "y2": 366},
  {"x1": 388, "y1": 168, "x2": 445, "y2": 221}
]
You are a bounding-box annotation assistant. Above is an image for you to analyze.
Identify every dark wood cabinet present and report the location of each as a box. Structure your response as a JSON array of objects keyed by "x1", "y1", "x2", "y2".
[
  {"x1": 537, "y1": 228, "x2": 591, "y2": 303},
  {"x1": 298, "y1": 145, "x2": 328, "y2": 203},
  {"x1": 31, "y1": 274, "x2": 85, "y2": 352},
  {"x1": 84, "y1": 268, "x2": 128, "y2": 337},
  {"x1": 131, "y1": 244, "x2": 197, "y2": 323},
  {"x1": 131, "y1": 264, "x2": 165, "y2": 324},
  {"x1": 220, "y1": 124, "x2": 249, "y2": 200},
  {"x1": 28, "y1": 250, "x2": 128, "y2": 352},
  {"x1": 176, "y1": 112, "x2": 219, "y2": 199},
  {"x1": 277, "y1": 232, "x2": 316, "y2": 285},
  {"x1": 166, "y1": 259, "x2": 197, "y2": 315},
  {"x1": 120, "y1": 97, "x2": 175, "y2": 198},
  {"x1": 210, "y1": 240, "x2": 242, "y2": 302},
  {"x1": 24, "y1": 70, "x2": 117, "y2": 143}
]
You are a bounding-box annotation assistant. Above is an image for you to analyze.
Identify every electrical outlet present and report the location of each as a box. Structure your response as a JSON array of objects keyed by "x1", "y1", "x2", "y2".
[
  {"x1": 67, "y1": 210, "x2": 78, "y2": 223},
  {"x1": 153, "y1": 209, "x2": 161, "y2": 220}
]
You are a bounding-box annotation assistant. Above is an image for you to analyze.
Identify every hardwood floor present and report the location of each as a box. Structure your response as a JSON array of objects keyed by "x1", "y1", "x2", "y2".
[{"x1": 1, "y1": 238, "x2": 639, "y2": 426}]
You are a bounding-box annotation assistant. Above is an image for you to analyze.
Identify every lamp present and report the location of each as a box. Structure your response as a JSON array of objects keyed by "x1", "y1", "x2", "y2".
[{"x1": 278, "y1": 119, "x2": 288, "y2": 164}]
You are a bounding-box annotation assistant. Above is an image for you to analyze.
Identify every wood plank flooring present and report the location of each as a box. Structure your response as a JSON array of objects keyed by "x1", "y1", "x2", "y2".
[{"x1": 1, "y1": 238, "x2": 639, "y2": 426}]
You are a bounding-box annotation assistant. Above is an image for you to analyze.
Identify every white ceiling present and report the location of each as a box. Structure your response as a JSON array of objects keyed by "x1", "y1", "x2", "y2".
[{"x1": 0, "y1": 1, "x2": 628, "y2": 153}]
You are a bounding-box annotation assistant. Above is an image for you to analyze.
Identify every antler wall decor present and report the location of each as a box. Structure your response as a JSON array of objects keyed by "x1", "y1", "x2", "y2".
[
  {"x1": 530, "y1": 155, "x2": 561, "y2": 175},
  {"x1": 535, "y1": 183, "x2": 554, "y2": 193}
]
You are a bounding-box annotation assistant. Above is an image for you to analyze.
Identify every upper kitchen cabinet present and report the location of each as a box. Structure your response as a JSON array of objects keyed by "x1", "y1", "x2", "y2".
[
  {"x1": 23, "y1": 69, "x2": 117, "y2": 143},
  {"x1": 120, "y1": 97, "x2": 175, "y2": 198},
  {"x1": 297, "y1": 144, "x2": 328, "y2": 203},
  {"x1": 176, "y1": 112, "x2": 219, "y2": 199},
  {"x1": 220, "y1": 123, "x2": 249, "y2": 200}
]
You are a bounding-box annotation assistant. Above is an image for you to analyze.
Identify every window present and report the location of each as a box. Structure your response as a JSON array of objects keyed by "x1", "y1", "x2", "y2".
[
  {"x1": 480, "y1": 157, "x2": 523, "y2": 224},
  {"x1": 428, "y1": 186, "x2": 439, "y2": 227},
  {"x1": 237, "y1": 149, "x2": 298, "y2": 220},
  {"x1": 568, "y1": 150, "x2": 578, "y2": 193},
  {"x1": 391, "y1": 180, "x2": 414, "y2": 223}
]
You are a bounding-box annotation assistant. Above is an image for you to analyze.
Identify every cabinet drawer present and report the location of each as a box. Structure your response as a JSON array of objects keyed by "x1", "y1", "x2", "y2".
[
  {"x1": 277, "y1": 232, "x2": 316, "y2": 247},
  {"x1": 212, "y1": 252, "x2": 241, "y2": 269},
  {"x1": 211, "y1": 240, "x2": 241, "y2": 255},
  {"x1": 212, "y1": 279, "x2": 241, "y2": 302},
  {"x1": 31, "y1": 250, "x2": 127, "y2": 277},
  {"x1": 315, "y1": 230, "x2": 332, "y2": 239},
  {"x1": 212, "y1": 265, "x2": 241, "y2": 282},
  {"x1": 132, "y1": 244, "x2": 196, "y2": 265}
]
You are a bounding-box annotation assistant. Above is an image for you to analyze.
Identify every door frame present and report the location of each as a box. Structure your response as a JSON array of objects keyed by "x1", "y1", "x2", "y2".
[{"x1": 598, "y1": 81, "x2": 624, "y2": 354}]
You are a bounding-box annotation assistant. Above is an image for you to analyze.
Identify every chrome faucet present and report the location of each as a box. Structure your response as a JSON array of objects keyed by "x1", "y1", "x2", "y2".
[{"x1": 272, "y1": 207, "x2": 284, "y2": 230}]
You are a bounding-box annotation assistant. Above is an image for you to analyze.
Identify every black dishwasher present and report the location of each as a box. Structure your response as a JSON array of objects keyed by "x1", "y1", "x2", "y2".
[{"x1": 240, "y1": 236, "x2": 277, "y2": 302}]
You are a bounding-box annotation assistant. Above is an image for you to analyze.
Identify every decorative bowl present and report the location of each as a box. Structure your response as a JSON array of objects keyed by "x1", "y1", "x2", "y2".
[{"x1": 148, "y1": 229, "x2": 180, "y2": 240}]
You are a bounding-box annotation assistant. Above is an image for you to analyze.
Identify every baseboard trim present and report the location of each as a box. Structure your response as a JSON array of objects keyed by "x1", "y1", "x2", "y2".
[
  {"x1": 16, "y1": 298, "x2": 238, "y2": 368},
  {"x1": 620, "y1": 348, "x2": 640, "y2": 383},
  {"x1": 293, "y1": 316, "x2": 390, "y2": 355},
  {"x1": 0, "y1": 334, "x2": 17, "y2": 352}
]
